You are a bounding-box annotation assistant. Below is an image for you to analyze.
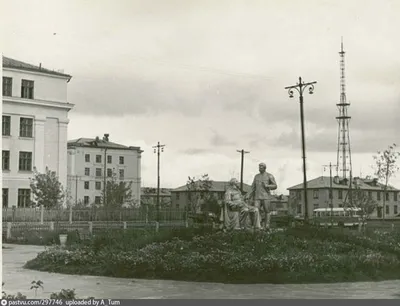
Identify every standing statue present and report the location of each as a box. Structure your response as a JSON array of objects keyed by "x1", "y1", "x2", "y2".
[
  {"x1": 220, "y1": 178, "x2": 261, "y2": 231},
  {"x1": 246, "y1": 163, "x2": 277, "y2": 230}
]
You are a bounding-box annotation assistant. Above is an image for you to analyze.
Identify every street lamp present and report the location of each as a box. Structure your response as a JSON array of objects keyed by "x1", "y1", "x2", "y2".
[{"x1": 285, "y1": 77, "x2": 317, "y2": 222}]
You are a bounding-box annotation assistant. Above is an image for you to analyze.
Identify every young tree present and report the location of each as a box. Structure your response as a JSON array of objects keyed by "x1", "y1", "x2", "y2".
[
  {"x1": 30, "y1": 167, "x2": 65, "y2": 209},
  {"x1": 350, "y1": 186, "x2": 377, "y2": 228},
  {"x1": 373, "y1": 143, "x2": 400, "y2": 219},
  {"x1": 101, "y1": 173, "x2": 136, "y2": 209},
  {"x1": 186, "y1": 174, "x2": 213, "y2": 213}
]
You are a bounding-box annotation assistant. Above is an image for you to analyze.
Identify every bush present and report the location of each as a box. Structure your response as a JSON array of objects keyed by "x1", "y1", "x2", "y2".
[{"x1": 24, "y1": 226, "x2": 400, "y2": 284}]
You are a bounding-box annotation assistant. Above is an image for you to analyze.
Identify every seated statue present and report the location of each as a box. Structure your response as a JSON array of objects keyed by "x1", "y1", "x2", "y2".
[{"x1": 220, "y1": 178, "x2": 261, "y2": 231}]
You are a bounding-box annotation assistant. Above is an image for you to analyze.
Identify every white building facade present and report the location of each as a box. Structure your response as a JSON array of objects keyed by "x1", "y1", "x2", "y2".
[
  {"x1": 67, "y1": 135, "x2": 142, "y2": 206},
  {"x1": 2, "y1": 56, "x2": 73, "y2": 208}
]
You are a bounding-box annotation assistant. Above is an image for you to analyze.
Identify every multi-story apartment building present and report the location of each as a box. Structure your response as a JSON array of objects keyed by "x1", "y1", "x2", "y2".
[
  {"x1": 171, "y1": 181, "x2": 252, "y2": 210},
  {"x1": 287, "y1": 176, "x2": 400, "y2": 218},
  {"x1": 67, "y1": 134, "x2": 142, "y2": 206},
  {"x1": 141, "y1": 187, "x2": 172, "y2": 208},
  {"x1": 2, "y1": 56, "x2": 73, "y2": 208}
]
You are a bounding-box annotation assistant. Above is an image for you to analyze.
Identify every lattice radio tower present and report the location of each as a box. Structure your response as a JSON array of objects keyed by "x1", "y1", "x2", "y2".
[{"x1": 336, "y1": 38, "x2": 353, "y2": 179}]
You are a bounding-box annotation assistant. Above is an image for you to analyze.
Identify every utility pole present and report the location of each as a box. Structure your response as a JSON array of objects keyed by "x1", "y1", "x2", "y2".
[
  {"x1": 323, "y1": 162, "x2": 337, "y2": 227},
  {"x1": 285, "y1": 77, "x2": 317, "y2": 222},
  {"x1": 75, "y1": 175, "x2": 78, "y2": 205},
  {"x1": 236, "y1": 149, "x2": 250, "y2": 193},
  {"x1": 153, "y1": 142, "x2": 165, "y2": 222}
]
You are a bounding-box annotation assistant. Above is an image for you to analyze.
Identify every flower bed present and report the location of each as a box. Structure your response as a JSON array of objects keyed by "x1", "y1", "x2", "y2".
[{"x1": 24, "y1": 227, "x2": 400, "y2": 284}]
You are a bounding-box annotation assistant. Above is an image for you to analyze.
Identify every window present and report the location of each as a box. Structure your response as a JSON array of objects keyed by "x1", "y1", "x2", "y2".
[
  {"x1": 176, "y1": 192, "x2": 180, "y2": 200},
  {"x1": 338, "y1": 190, "x2": 343, "y2": 199},
  {"x1": 368, "y1": 191, "x2": 372, "y2": 199},
  {"x1": 84, "y1": 196, "x2": 89, "y2": 205},
  {"x1": 85, "y1": 154, "x2": 90, "y2": 162},
  {"x1": 107, "y1": 168, "x2": 113, "y2": 177},
  {"x1": 2, "y1": 151, "x2": 10, "y2": 170},
  {"x1": 119, "y1": 169, "x2": 124, "y2": 179},
  {"x1": 328, "y1": 190, "x2": 333, "y2": 199},
  {"x1": 377, "y1": 191, "x2": 381, "y2": 201},
  {"x1": 2, "y1": 116, "x2": 11, "y2": 136},
  {"x1": 21, "y1": 79, "x2": 34, "y2": 99},
  {"x1": 19, "y1": 152, "x2": 32, "y2": 171},
  {"x1": 394, "y1": 192, "x2": 398, "y2": 202},
  {"x1": 119, "y1": 156, "x2": 124, "y2": 165},
  {"x1": 3, "y1": 77, "x2": 12, "y2": 96},
  {"x1": 313, "y1": 190, "x2": 319, "y2": 199},
  {"x1": 18, "y1": 189, "x2": 31, "y2": 207},
  {"x1": 95, "y1": 196, "x2": 101, "y2": 205},
  {"x1": 84, "y1": 181, "x2": 89, "y2": 190},
  {"x1": 96, "y1": 168, "x2": 102, "y2": 177},
  {"x1": 297, "y1": 204, "x2": 302, "y2": 214},
  {"x1": 107, "y1": 155, "x2": 112, "y2": 164},
  {"x1": 96, "y1": 155, "x2": 102, "y2": 163},
  {"x1": 84, "y1": 168, "x2": 90, "y2": 176},
  {"x1": 313, "y1": 203, "x2": 319, "y2": 210},
  {"x1": 395, "y1": 205, "x2": 398, "y2": 215},
  {"x1": 95, "y1": 182, "x2": 101, "y2": 190},
  {"x1": 386, "y1": 205, "x2": 390, "y2": 215},
  {"x1": 386, "y1": 193, "x2": 390, "y2": 201},
  {"x1": 175, "y1": 203, "x2": 180, "y2": 209},
  {"x1": 20, "y1": 118, "x2": 33, "y2": 137},
  {"x1": 3, "y1": 189, "x2": 9, "y2": 208},
  {"x1": 338, "y1": 204, "x2": 343, "y2": 208},
  {"x1": 296, "y1": 191, "x2": 301, "y2": 200}
]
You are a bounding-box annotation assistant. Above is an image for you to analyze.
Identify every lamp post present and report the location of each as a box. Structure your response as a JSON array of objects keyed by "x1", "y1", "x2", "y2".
[
  {"x1": 285, "y1": 77, "x2": 317, "y2": 222},
  {"x1": 153, "y1": 142, "x2": 165, "y2": 222}
]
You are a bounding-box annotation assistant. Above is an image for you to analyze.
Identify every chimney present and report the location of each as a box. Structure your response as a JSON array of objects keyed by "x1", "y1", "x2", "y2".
[{"x1": 103, "y1": 134, "x2": 109, "y2": 141}]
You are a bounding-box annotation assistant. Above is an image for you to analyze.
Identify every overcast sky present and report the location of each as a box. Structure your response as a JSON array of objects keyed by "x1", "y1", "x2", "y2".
[{"x1": 3, "y1": 0, "x2": 400, "y2": 193}]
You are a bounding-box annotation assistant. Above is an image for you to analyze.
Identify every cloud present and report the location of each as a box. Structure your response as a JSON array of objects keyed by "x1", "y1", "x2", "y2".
[
  {"x1": 182, "y1": 148, "x2": 212, "y2": 155},
  {"x1": 210, "y1": 129, "x2": 237, "y2": 147}
]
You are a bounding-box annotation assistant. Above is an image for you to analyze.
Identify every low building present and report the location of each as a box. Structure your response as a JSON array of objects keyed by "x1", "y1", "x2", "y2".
[
  {"x1": 2, "y1": 56, "x2": 73, "y2": 208},
  {"x1": 141, "y1": 187, "x2": 172, "y2": 208},
  {"x1": 67, "y1": 134, "x2": 143, "y2": 206},
  {"x1": 270, "y1": 194, "x2": 289, "y2": 214},
  {"x1": 171, "y1": 180, "x2": 252, "y2": 210},
  {"x1": 287, "y1": 176, "x2": 399, "y2": 218}
]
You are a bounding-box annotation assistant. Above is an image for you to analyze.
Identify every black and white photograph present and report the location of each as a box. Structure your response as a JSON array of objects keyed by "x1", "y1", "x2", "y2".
[{"x1": 2, "y1": 0, "x2": 400, "y2": 300}]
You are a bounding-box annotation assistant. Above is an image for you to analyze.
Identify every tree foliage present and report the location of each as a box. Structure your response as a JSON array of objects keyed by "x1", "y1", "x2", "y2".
[
  {"x1": 373, "y1": 143, "x2": 400, "y2": 218},
  {"x1": 349, "y1": 186, "x2": 377, "y2": 226},
  {"x1": 100, "y1": 173, "x2": 137, "y2": 209},
  {"x1": 29, "y1": 167, "x2": 65, "y2": 209},
  {"x1": 186, "y1": 174, "x2": 213, "y2": 212}
]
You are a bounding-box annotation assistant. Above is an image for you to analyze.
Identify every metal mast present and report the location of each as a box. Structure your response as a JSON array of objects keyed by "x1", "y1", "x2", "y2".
[{"x1": 336, "y1": 38, "x2": 353, "y2": 179}]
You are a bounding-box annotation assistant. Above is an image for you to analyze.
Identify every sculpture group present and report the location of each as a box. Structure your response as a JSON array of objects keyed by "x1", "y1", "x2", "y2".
[{"x1": 220, "y1": 163, "x2": 277, "y2": 231}]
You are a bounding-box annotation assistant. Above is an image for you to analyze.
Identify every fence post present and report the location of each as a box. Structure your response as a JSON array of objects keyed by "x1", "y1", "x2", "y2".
[
  {"x1": 145, "y1": 206, "x2": 149, "y2": 224},
  {"x1": 123, "y1": 221, "x2": 127, "y2": 230},
  {"x1": 155, "y1": 221, "x2": 159, "y2": 232},
  {"x1": 49, "y1": 222, "x2": 54, "y2": 231},
  {"x1": 40, "y1": 205, "x2": 44, "y2": 224},
  {"x1": 88, "y1": 221, "x2": 93, "y2": 234},
  {"x1": 392, "y1": 223, "x2": 395, "y2": 231},
  {"x1": 6, "y1": 222, "x2": 12, "y2": 239}
]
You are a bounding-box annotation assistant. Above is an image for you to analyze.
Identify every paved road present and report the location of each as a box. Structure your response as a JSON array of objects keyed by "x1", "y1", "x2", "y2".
[{"x1": 2, "y1": 244, "x2": 400, "y2": 299}]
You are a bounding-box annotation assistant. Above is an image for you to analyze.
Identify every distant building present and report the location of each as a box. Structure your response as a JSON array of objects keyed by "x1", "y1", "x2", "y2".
[
  {"x1": 141, "y1": 187, "x2": 172, "y2": 208},
  {"x1": 270, "y1": 194, "x2": 289, "y2": 214},
  {"x1": 2, "y1": 56, "x2": 73, "y2": 208},
  {"x1": 67, "y1": 134, "x2": 142, "y2": 206},
  {"x1": 171, "y1": 180, "x2": 252, "y2": 210},
  {"x1": 287, "y1": 176, "x2": 400, "y2": 218}
]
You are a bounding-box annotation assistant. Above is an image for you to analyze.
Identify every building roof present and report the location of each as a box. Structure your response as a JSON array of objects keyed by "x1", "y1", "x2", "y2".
[
  {"x1": 287, "y1": 176, "x2": 399, "y2": 191},
  {"x1": 3, "y1": 56, "x2": 72, "y2": 81},
  {"x1": 68, "y1": 137, "x2": 141, "y2": 151},
  {"x1": 171, "y1": 181, "x2": 252, "y2": 193}
]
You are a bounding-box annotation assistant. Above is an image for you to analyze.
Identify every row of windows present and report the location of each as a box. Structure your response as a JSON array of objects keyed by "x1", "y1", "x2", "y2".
[
  {"x1": 2, "y1": 116, "x2": 33, "y2": 137},
  {"x1": 2, "y1": 188, "x2": 31, "y2": 208},
  {"x1": 2, "y1": 151, "x2": 32, "y2": 171},
  {"x1": 3, "y1": 77, "x2": 34, "y2": 99},
  {"x1": 83, "y1": 167, "x2": 124, "y2": 179},
  {"x1": 85, "y1": 154, "x2": 124, "y2": 165},
  {"x1": 82, "y1": 195, "x2": 102, "y2": 205},
  {"x1": 293, "y1": 189, "x2": 399, "y2": 201}
]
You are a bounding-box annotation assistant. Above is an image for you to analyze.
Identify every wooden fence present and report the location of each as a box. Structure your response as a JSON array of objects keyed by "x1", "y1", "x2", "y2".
[
  {"x1": 2, "y1": 207, "x2": 187, "y2": 223},
  {"x1": 2, "y1": 220, "x2": 189, "y2": 242}
]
